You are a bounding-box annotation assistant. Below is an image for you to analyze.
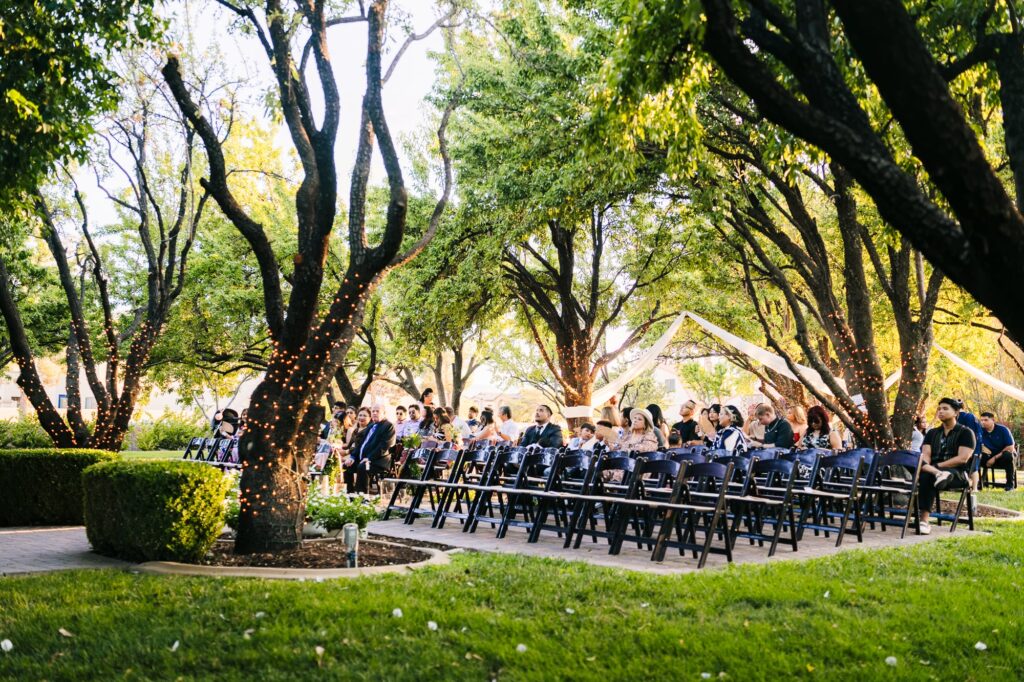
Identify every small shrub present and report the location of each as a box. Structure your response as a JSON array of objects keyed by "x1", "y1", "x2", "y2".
[
  {"x1": 83, "y1": 460, "x2": 229, "y2": 562},
  {"x1": 133, "y1": 412, "x2": 204, "y2": 451},
  {"x1": 0, "y1": 449, "x2": 119, "y2": 525},
  {"x1": 306, "y1": 488, "x2": 381, "y2": 530},
  {"x1": 0, "y1": 414, "x2": 52, "y2": 449}
]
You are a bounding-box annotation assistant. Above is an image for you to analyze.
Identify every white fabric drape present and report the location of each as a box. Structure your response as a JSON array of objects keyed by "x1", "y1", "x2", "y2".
[
  {"x1": 581, "y1": 310, "x2": 839, "y2": 416},
  {"x1": 569, "y1": 312, "x2": 1024, "y2": 419}
]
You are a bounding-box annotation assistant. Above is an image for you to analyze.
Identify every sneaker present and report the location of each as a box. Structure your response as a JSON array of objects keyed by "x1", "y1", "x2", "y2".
[
  {"x1": 918, "y1": 522, "x2": 932, "y2": 535},
  {"x1": 934, "y1": 471, "x2": 952, "y2": 490}
]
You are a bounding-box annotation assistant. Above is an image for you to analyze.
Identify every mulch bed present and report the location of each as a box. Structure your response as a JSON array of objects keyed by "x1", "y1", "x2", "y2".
[
  {"x1": 194, "y1": 539, "x2": 432, "y2": 569},
  {"x1": 938, "y1": 498, "x2": 1020, "y2": 518}
]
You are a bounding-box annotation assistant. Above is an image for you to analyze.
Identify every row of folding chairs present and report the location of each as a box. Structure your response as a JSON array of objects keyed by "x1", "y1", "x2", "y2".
[
  {"x1": 181, "y1": 436, "x2": 240, "y2": 469},
  {"x1": 381, "y1": 443, "x2": 975, "y2": 568}
]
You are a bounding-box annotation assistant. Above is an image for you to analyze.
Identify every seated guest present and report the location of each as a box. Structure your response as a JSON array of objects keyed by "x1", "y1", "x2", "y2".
[
  {"x1": 433, "y1": 407, "x2": 463, "y2": 448},
  {"x1": 701, "y1": 404, "x2": 721, "y2": 447},
  {"x1": 520, "y1": 405, "x2": 565, "y2": 448},
  {"x1": 569, "y1": 422, "x2": 599, "y2": 451},
  {"x1": 786, "y1": 405, "x2": 808, "y2": 445},
  {"x1": 445, "y1": 405, "x2": 473, "y2": 439},
  {"x1": 744, "y1": 403, "x2": 766, "y2": 442},
  {"x1": 341, "y1": 407, "x2": 372, "y2": 491},
  {"x1": 600, "y1": 405, "x2": 623, "y2": 440},
  {"x1": 497, "y1": 406, "x2": 521, "y2": 443},
  {"x1": 466, "y1": 406, "x2": 480, "y2": 430},
  {"x1": 712, "y1": 405, "x2": 748, "y2": 454},
  {"x1": 646, "y1": 403, "x2": 670, "y2": 448},
  {"x1": 470, "y1": 409, "x2": 500, "y2": 443},
  {"x1": 918, "y1": 398, "x2": 976, "y2": 534},
  {"x1": 910, "y1": 414, "x2": 927, "y2": 452},
  {"x1": 417, "y1": 404, "x2": 436, "y2": 438},
  {"x1": 615, "y1": 408, "x2": 659, "y2": 454},
  {"x1": 798, "y1": 405, "x2": 842, "y2": 451},
  {"x1": 393, "y1": 405, "x2": 411, "y2": 439},
  {"x1": 751, "y1": 403, "x2": 796, "y2": 449},
  {"x1": 672, "y1": 399, "x2": 703, "y2": 446},
  {"x1": 594, "y1": 419, "x2": 616, "y2": 446},
  {"x1": 667, "y1": 431, "x2": 683, "y2": 448},
  {"x1": 980, "y1": 411, "x2": 1017, "y2": 490}
]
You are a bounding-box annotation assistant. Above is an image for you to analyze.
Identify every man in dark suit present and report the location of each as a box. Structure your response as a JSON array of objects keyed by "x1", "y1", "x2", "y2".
[
  {"x1": 344, "y1": 405, "x2": 396, "y2": 493},
  {"x1": 519, "y1": 405, "x2": 564, "y2": 448}
]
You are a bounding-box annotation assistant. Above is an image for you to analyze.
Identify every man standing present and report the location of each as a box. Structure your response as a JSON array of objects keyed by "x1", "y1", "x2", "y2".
[
  {"x1": 520, "y1": 405, "x2": 565, "y2": 448},
  {"x1": 980, "y1": 411, "x2": 1017, "y2": 490},
  {"x1": 750, "y1": 404, "x2": 794, "y2": 449},
  {"x1": 345, "y1": 405, "x2": 396, "y2": 493},
  {"x1": 918, "y1": 398, "x2": 976, "y2": 534},
  {"x1": 498, "y1": 406, "x2": 521, "y2": 443},
  {"x1": 671, "y1": 399, "x2": 703, "y2": 446}
]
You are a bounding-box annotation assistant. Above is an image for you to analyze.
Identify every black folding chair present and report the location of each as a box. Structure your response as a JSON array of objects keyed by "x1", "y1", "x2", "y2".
[
  {"x1": 728, "y1": 458, "x2": 800, "y2": 556},
  {"x1": 860, "y1": 450, "x2": 923, "y2": 538},
  {"x1": 181, "y1": 437, "x2": 206, "y2": 461},
  {"x1": 432, "y1": 446, "x2": 500, "y2": 529},
  {"x1": 649, "y1": 461, "x2": 736, "y2": 568},
  {"x1": 930, "y1": 454, "x2": 979, "y2": 532},
  {"x1": 382, "y1": 447, "x2": 438, "y2": 520},
  {"x1": 796, "y1": 452, "x2": 866, "y2": 546}
]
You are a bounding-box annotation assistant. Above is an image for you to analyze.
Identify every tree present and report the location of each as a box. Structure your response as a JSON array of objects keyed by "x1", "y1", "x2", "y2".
[
  {"x1": 679, "y1": 84, "x2": 944, "y2": 447},
  {"x1": 606, "y1": 0, "x2": 1024, "y2": 345},
  {"x1": 0, "y1": 1, "x2": 158, "y2": 204},
  {"x1": 162, "y1": 0, "x2": 459, "y2": 552},
  {"x1": 448, "y1": 1, "x2": 685, "y2": 416},
  {"x1": 0, "y1": 54, "x2": 209, "y2": 450}
]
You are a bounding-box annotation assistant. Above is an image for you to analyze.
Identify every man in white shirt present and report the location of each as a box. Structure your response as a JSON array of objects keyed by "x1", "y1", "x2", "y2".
[
  {"x1": 497, "y1": 405, "x2": 521, "y2": 443},
  {"x1": 445, "y1": 406, "x2": 473, "y2": 439}
]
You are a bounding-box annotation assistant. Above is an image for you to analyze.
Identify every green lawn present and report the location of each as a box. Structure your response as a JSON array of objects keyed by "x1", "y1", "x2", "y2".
[
  {"x1": 973, "y1": 486, "x2": 1024, "y2": 512},
  {"x1": 1, "y1": 523, "x2": 1022, "y2": 680},
  {"x1": 119, "y1": 450, "x2": 180, "y2": 460}
]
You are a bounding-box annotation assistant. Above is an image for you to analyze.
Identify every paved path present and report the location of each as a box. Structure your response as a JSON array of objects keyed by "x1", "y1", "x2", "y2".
[
  {"x1": 368, "y1": 517, "x2": 973, "y2": 575},
  {"x1": 0, "y1": 527, "x2": 130, "y2": 576}
]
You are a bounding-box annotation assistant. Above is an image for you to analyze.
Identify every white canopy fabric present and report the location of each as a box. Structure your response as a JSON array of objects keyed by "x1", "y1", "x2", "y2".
[
  {"x1": 566, "y1": 312, "x2": 1024, "y2": 418},
  {"x1": 573, "y1": 310, "x2": 839, "y2": 418}
]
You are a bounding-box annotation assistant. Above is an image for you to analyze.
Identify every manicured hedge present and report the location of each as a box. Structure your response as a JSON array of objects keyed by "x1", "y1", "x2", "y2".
[
  {"x1": 0, "y1": 449, "x2": 119, "y2": 526},
  {"x1": 83, "y1": 460, "x2": 229, "y2": 562}
]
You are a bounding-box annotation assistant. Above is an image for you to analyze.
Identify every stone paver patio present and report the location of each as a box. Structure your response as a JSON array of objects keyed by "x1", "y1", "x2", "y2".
[
  {"x1": 368, "y1": 517, "x2": 975, "y2": 574},
  {"x1": 0, "y1": 527, "x2": 130, "y2": 576}
]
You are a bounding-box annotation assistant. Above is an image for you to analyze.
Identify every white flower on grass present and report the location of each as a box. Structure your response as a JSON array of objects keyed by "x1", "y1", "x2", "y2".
[
  {"x1": 255, "y1": 612, "x2": 266, "y2": 619},
  {"x1": 565, "y1": 608, "x2": 575, "y2": 615},
  {"x1": 975, "y1": 642, "x2": 988, "y2": 651},
  {"x1": 58, "y1": 628, "x2": 74, "y2": 638},
  {"x1": 516, "y1": 644, "x2": 528, "y2": 653},
  {"x1": 701, "y1": 673, "x2": 711, "y2": 679},
  {"x1": 427, "y1": 621, "x2": 438, "y2": 631},
  {"x1": 823, "y1": 591, "x2": 830, "y2": 599},
  {"x1": 885, "y1": 656, "x2": 898, "y2": 666},
  {"x1": 243, "y1": 628, "x2": 255, "y2": 640},
  {"x1": 170, "y1": 641, "x2": 180, "y2": 653},
  {"x1": 392, "y1": 608, "x2": 403, "y2": 618},
  {"x1": 1, "y1": 639, "x2": 12, "y2": 653},
  {"x1": 640, "y1": 602, "x2": 650, "y2": 608},
  {"x1": 315, "y1": 645, "x2": 325, "y2": 657}
]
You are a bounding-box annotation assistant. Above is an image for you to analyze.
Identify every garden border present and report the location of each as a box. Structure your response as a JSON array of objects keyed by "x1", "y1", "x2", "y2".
[{"x1": 134, "y1": 539, "x2": 452, "y2": 580}]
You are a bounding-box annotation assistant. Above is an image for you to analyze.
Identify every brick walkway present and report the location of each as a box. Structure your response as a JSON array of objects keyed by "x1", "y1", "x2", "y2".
[
  {"x1": 368, "y1": 517, "x2": 969, "y2": 574},
  {"x1": 0, "y1": 527, "x2": 131, "y2": 576}
]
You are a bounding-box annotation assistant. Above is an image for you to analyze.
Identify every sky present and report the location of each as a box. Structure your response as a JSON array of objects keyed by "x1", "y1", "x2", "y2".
[{"x1": 81, "y1": 0, "x2": 451, "y2": 224}]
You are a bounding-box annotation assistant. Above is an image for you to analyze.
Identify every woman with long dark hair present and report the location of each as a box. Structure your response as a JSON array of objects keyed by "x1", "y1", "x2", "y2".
[
  {"x1": 646, "y1": 403, "x2": 669, "y2": 448},
  {"x1": 800, "y1": 405, "x2": 842, "y2": 450}
]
